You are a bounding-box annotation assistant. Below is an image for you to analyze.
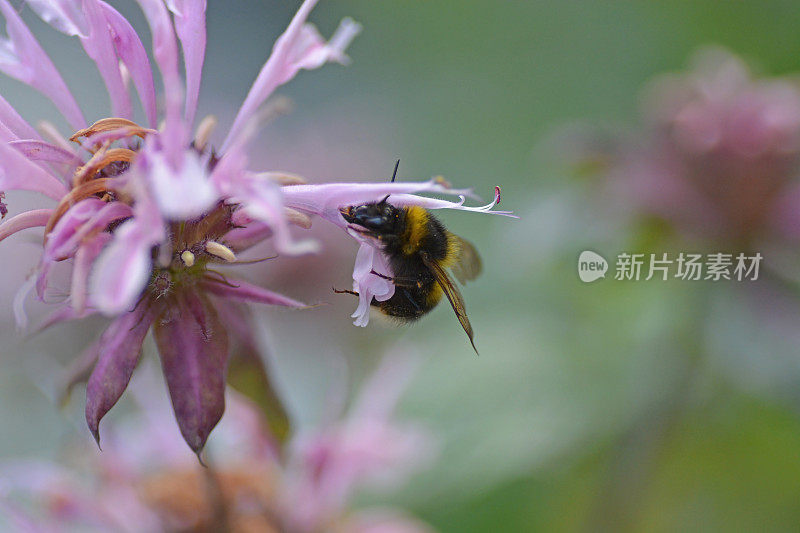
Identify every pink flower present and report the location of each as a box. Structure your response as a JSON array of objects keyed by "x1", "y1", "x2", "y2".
[
  {"x1": 0, "y1": 0, "x2": 359, "y2": 454},
  {"x1": 607, "y1": 47, "x2": 800, "y2": 246},
  {"x1": 0, "y1": 356, "x2": 436, "y2": 533}
]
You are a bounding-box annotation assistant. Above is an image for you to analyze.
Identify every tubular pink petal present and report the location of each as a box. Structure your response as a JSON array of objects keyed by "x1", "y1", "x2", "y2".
[
  {"x1": 0, "y1": 93, "x2": 40, "y2": 140},
  {"x1": 85, "y1": 300, "x2": 154, "y2": 445},
  {"x1": 26, "y1": 0, "x2": 88, "y2": 36},
  {"x1": 33, "y1": 303, "x2": 97, "y2": 334},
  {"x1": 153, "y1": 292, "x2": 228, "y2": 456},
  {"x1": 350, "y1": 242, "x2": 393, "y2": 327},
  {"x1": 134, "y1": 0, "x2": 185, "y2": 165},
  {"x1": 213, "y1": 152, "x2": 317, "y2": 254},
  {"x1": 9, "y1": 140, "x2": 82, "y2": 167},
  {"x1": 0, "y1": 0, "x2": 85, "y2": 130},
  {"x1": 167, "y1": 0, "x2": 207, "y2": 127},
  {"x1": 0, "y1": 208, "x2": 52, "y2": 243},
  {"x1": 28, "y1": 0, "x2": 131, "y2": 118},
  {"x1": 0, "y1": 141, "x2": 69, "y2": 200},
  {"x1": 71, "y1": 232, "x2": 111, "y2": 313},
  {"x1": 100, "y1": 1, "x2": 159, "y2": 127},
  {"x1": 201, "y1": 277, "x2": 306, "y2": 308},
  {"x1": 222, "y1": 0, "x2": 359, "y2": 152},
  {"x1": 143, "y1": 144, "x2": 218, "y2": 219},
  {"x1": 80, "y1": 0, "x2": 133, "y2": 118},
  {"x1": 387, "y1": 187, "x2": 517, "y2": 217},
  {"x1": 281, "y1": 180, "x2": 474, "y2": 226},
  {"x1": 286, "y1": 18, "x2": 361, "y2": 74}
]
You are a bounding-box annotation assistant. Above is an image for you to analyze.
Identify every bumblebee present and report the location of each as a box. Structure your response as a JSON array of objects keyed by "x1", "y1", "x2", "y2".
[{"x1": 336, "y1": 164, "x2": 483, "y2": 353}]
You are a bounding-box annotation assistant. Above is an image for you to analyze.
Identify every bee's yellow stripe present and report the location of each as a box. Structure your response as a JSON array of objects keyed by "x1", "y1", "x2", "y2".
[{"x1": 401, "y1": 206, "x2": 429, "y2": 256}]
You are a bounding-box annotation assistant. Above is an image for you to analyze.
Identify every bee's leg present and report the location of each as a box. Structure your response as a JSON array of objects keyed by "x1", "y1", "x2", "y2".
[
  {"x1": 332, "y1": 287, "x2": 359, "y2": 297},
  {"x1": 369, "y1": 270, "x2": 422, "y2": 288}
]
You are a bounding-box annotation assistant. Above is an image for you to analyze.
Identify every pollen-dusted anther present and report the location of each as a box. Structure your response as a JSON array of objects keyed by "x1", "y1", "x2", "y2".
[
  {"x1": 70, "y1": 118, "x2": 154, "y2": 144},
  {"x1": 285, "y1": 208, "x2": 312, "y2": 229},
  {"x1": 194, "y1": 116, "x2": 217, "y2": 152},
  {"x1": 181, "y1": 250, "x2": 196, "y2": 267},
  {"x1": 256, "y1": 171, "x2": 307, "y2": 186},
  {"x1": 0, "y1": 192, "x2": 7, "y2": 219},
  {"x1": 205, "y1": 241, "x2": 237, "y2": 262}
]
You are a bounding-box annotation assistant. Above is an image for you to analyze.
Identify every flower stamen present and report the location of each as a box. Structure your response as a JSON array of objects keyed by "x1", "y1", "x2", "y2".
[
  {"x1": 194, "y1": 116, "x2": 217, "y2": 152},
  {"x1": 180, "y1": 250, "x2": 196, "y2": 267},
  {"x1": 205, "y1": 241, "x2": 236, "y2": 262}
]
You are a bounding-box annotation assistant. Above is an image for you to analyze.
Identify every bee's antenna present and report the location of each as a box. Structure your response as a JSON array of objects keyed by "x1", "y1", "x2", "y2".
[
  {"x1": 378, "y1": 159, "x2": 400, "y2": 205},
  {"x1": 390, "y1": 159, "x2": 399, "y2": 183}
]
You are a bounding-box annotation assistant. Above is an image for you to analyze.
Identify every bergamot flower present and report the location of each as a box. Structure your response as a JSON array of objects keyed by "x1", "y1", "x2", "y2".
[{"x1": 0, "y1": 0, "x2": 359, "y2": 456}]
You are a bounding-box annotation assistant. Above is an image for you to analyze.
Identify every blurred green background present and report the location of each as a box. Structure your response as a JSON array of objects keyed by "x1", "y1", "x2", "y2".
[{"x1": 5, "y1": 1, "x2": 800, "y2": 531}]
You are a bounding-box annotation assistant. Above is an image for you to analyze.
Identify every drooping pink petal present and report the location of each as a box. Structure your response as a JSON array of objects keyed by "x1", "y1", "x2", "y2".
[
  {"x1": 90, "y1": 187, "x2": 165, "y2": 315},
  {"x1": 153, "y1": 291, "x2": 229, "y2": 456},
  {"x1": 48, "y1": 200, "x2": 130, "y2": 261},
  {"x1": 0, "y1": 93, "x2": 40, "y2": 140},
  {"x1": 134, "y1": 0, "x2": 185, "y2": 166},
  {"x1": 43, "y1": 197, "x2": 106, "y2": 259},
  {"x1": 9, "y1": 140, "x2": 82, "y2": 167},
  {"x1": 100, "y1": 1, "x2": 158, "y2": 127},
  {"x1": 201, "y1": 276, "x2": 306, "y2": 308},
  {"x1": 166, "y1": 0, "x2": 207, "y2": 127},
  {"x1": 85, "y1": 300, "x2": 154, "y2": 445},
  {"x1": 221, "y1": 0, "x2": 360, "y2": 152},
  {"x1": 0, "y1": 208, "x2": 52, "y2": 243},
  {"x1": 0, "y1": 141, "x2": 68, "y2": 200},
  {"x1": 0, "y1": 0, "x2": 85, "y2": 130},
  {"x1": 349, "y1": 242, "x2": 394, "y2": 327}
]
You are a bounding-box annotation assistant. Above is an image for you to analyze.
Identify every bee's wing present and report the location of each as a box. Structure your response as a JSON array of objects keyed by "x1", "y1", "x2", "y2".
[
  {"x1": 421, "y1": 251, "x2": 478, "y2": 354},
  {"x1": 449, "y1": 233, "x2": 482, "y2": 284}
]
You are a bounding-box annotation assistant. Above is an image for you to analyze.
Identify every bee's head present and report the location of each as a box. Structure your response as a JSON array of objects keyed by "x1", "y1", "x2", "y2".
[{"x1": 339, "y1": 201, "x2": 399, "y2": 234}]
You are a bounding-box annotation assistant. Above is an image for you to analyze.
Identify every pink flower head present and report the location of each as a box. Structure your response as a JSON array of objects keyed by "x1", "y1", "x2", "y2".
[
  {"x1": 0, "y1": 0, "x2": 359, "y2": 454},
  {"x1": 610, "y1": 47, "x2": 800, "y2": 245},
  {"x1": 283, "y1": 179, "x2": 515, "y2": 326}
]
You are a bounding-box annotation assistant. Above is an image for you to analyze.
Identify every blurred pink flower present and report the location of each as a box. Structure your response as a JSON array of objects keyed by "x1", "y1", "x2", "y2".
[
  {"x1": 0, "y1": 356, "x2": 437, "y2": 533},
  {"x1": 609, "y1": 47, "x2": 800, "y2": 245}
]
